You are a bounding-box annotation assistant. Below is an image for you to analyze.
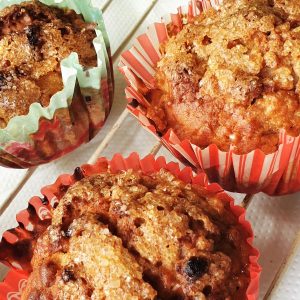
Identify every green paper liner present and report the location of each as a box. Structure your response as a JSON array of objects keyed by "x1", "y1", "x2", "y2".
[{"x1": 0, "y1": 0, "x2": 114, "y2": 168}]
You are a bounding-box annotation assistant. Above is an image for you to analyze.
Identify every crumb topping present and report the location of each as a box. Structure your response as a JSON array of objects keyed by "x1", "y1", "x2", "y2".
[
  {"x1": 22, "y1": 169, "x2": 251, "y2": 300},
  {"x1": 0, "y1": 1, "x2": 97, "y2": 128},
  {"x1": 147, "y1": 0, "x2": 300, "y2": 154}
]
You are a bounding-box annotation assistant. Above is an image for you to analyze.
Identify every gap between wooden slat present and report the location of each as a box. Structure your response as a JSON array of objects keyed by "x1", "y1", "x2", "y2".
[
  {"x1": 100, "y1": 0, "x2": 112, "y2": 12},
  {"x1": 241, "y1": 194, "x2": 254, "y2": 209},
  {"x1": 149, "y1": 141, "x2": 162, "y2": 156}
]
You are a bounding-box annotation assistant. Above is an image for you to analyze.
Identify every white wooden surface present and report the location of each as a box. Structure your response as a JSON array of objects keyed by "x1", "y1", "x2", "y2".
[{"x1": 0, "y1": 1, "x2": 300, "y2": 299}]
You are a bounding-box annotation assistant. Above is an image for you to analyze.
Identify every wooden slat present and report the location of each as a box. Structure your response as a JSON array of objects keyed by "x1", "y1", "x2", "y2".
[
  {"x1": 89, "y1": 0, "x2": 160, "y2": 163},
  {"x1": 149, "y1": 141, "x2": 162, "y2": 156},
  {"x1": 0, "y1": 167, "x2": 37, "y2": 216},
  {"x1": 88, "y1": 110, "x2": 129, "y2": 164},
  {"x1": 263, "y1": 231, "x2": 300, "y2": 299}
]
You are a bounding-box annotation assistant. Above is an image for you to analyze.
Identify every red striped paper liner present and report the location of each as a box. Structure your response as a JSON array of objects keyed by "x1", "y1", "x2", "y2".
[
  {"x1": 118, "y1": 0, "x2": 300, "y2": 195},
  {"x1": 0, "y1": 152, "x2": 261, "y2": 299}
]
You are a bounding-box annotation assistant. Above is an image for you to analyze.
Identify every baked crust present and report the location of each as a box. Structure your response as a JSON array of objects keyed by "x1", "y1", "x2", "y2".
[
  {"x1": 147, "y1": 0, "x2": 300, "y2": 154},
  {"x1": 0, "y1": 1, "x2": 97, "y2": 128},
  {"x1": 23, "y1": 169, "x2": 251, "y2": 299}
]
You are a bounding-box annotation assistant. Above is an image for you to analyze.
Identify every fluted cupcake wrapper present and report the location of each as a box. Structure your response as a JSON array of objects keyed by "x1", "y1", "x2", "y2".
[
  {"x1": 118, "y1": 0, "x2": 300, "y2": 195},
  {"x1": 0, "y1": 0, "x2": 114, "y2": 168},
  {"x1": 0, "y1": 152, "x2": 261, "y2": 300}
]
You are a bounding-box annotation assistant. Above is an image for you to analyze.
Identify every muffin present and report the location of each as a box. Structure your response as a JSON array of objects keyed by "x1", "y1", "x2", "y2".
[
  {"x1": 0, "y1": 0, "x2": 113, "y2": 168},
  {"x1": 0, "y1": 1, "x2": 97, "y2": 128},
  {"x1": 21, "y1": 168, "x2": 253, "y2": 299},
  {"x1": 145, "y1": 0, "x2": 300, "y2": 155},
  {"x1": 120, "y1": 0, "x2": 300, "y2": 195}
]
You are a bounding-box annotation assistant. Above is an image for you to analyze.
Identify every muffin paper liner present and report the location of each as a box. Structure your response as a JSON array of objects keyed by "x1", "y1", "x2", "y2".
[
  {"x1": 0, "y1": 153, "x2": 261, "y2": 299},
  {"x1": 118, "y1": 0, "x2": 300, "y2": 195},
  {"x1": 0, "y1": 0, "x2": 113, "y2": 168}
]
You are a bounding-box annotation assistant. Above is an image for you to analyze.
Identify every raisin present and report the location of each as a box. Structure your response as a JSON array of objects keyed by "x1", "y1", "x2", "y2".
[
  {"x1": 202, "y1": 35, "x2": 212, "y2": 45},
  {"x1": 63, "y1": 226, "x2": 73, "y2": 238},
  {"x1": 26, "y1": 25, "x2": 42, "y2": 47},
  {"x1": 73, "y1": 167, "x2": 84, "y2": 180},
  {"x1": 227, "y1": 39, "x2": 244, "y2": 49},
  {"x1": 62, "y1": 269, "x2": 75, "y2": 282},
  {"x1": 0, "y1": 72, "x2": 6, "y2": 88},
  {"x1": 134, "y1": 218, "x2": 145, "y2": 228},
  {"x1": 184, "y1": 257, "x2": 209, "y2": 279},
  {"x1": 203, "y1": 285, "x2": 212, "y2": 296},
  {"x1": 59, "y1": 27, "x2": 69, "y2": 36},
  {"x1": 37, "y1": 12, "x2": 50, "y2": 22},
  {"x1": 85, "y1": 95, "x2": 92, "y2": 102}
]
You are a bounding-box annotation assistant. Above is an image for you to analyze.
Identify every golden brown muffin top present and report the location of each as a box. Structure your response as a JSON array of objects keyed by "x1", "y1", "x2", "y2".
[
  {"x1": 23, "y1": 169, "x2": 251, "y2": 300},
  {"x1": 0, "y1": 1, "x2": 97, "y2": 128},
  {"x1": 147, "y1": 0, "x2": 300, "y2": 154}
]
